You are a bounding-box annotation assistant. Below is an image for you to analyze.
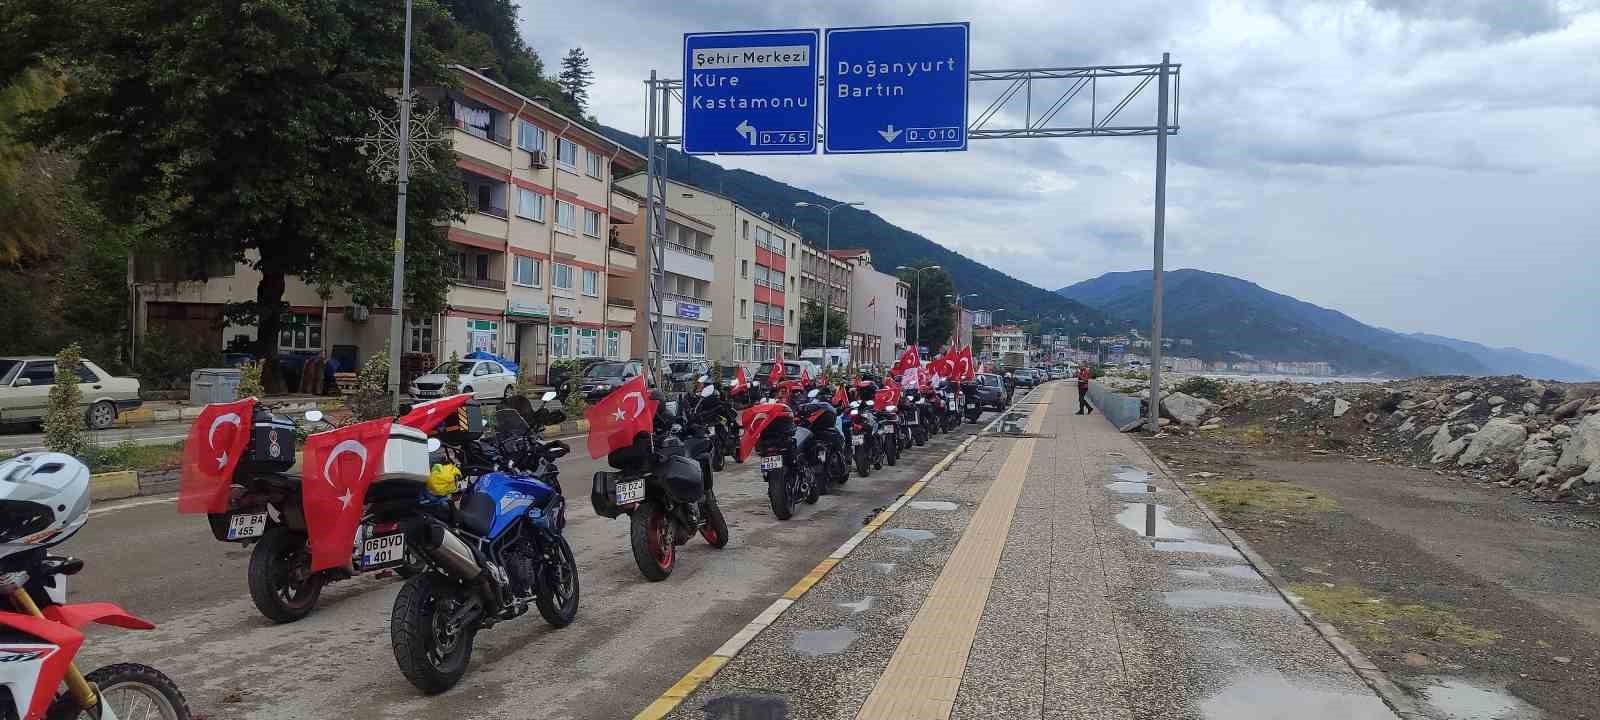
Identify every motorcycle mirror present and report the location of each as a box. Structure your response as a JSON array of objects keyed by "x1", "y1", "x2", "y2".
[
  {"x1": 671, "y1": 423, "x2": 683, "y2": 433},
  {"x1": 700, "y1": 385, "x2": 715, "y2": 398},
  {"x1": 849, "y1": 400, "x2": 860, "y2": 408},
  {"x1": 304, "y1": 409, "x2": 324, "y2": 423},
  {"x1": 426, "y1": 437, "x2": 442, "y2": 452},
  {"x1": 698, "y1": 374, "x2": 710, "y2": 383},
  {"x1": 807, "y1": 388, "x2": 820, "y2": 399},
  {"x1": 541, "y1": 390, "x2": 558, "y2": 402}
]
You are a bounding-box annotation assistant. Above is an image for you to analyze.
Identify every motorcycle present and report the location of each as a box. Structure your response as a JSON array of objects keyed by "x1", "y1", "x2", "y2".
[
  {"x1": 201, "y1": 403, "x2": 425, "y2": 623},
  {"x1": 961, "y1": 381, "x2": 984, "y2": 423},
  {"x1": 590, "y1": 387, "x2": 730, "y2": 581},
  {"x1": 847, "y1": 398, "x2": 885, "y2": 477},
  {"x1": 0, "y1": 452, "x2": 192, "y2": 719},
  {"x1": 380, "y1": 395, "x2": 580, "y2": 694},
  {"x1": 902, "y1": 388, "x2": 930, "y2": 447},
  {"x1": 685, "y1": 375, "x2": 741, "y2": 472},
  {"x1": 939, "y1": 383, "x2": 963, "y2": 433},
  {"x1": 872, "y1": 387, "x2": 903, "y2": 467}
]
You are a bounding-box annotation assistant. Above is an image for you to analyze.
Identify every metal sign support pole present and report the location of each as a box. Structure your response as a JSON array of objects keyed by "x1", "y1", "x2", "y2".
[
  {"x1": 1147, "y1": 53, "x2": 1171, "y2": 432},
  {"x1": 385, "y1": 0, "x2": 413, "y2": 412},
  {"x1": 643, "y1": 71, "x2": 670, "y2": 386}
]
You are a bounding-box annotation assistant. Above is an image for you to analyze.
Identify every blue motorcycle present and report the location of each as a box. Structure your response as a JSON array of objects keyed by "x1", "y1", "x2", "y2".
[{"x1": 377, "y1": 398, "x2": 578, "y2": 694}]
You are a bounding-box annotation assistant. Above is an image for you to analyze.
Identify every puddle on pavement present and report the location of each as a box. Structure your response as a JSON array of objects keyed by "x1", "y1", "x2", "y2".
[
  {"x1": 791, "y1": 626, "x2": 860, "y2": 656},
  {"x1": 1172, "y1": 569, "x2": 1212, "y2": 581},
  {"x1": 869, "y1": 562, "x2": 898, "y2": 576},
  {"x1": 703, "y1": 694, "x2": 788, "y2": 720},
  {"x1": 1106, "y1": 481, "x2": 1154, "y2": 494},
  {"x1": 1213, "y1": 565, "x2": 1260, "y2": 580},
  {"x1": 1202, "y1": 671, "x2": 1395, "y2": 719},
  {"x1": 1420, "y1": 677, "x2": 1542, "y2": 719},
  {"x1": 1117, "y1": 502, "x2": 1200, "y2": 540},
  {"x1": 1154, "y1": 539, "x2": 1245, "y2": 559},
  {"x1": 908, "y1": 500, "x2": 958, "y2": 511},
  {"x1": 836, "y1": 597, "x2": 875, "y2": 614},
  {"x1": 1112, "y1": 464, "x2": 1152, "y2": 483},
  {"x1": 1163, "y1": 589, "x2": 1291, "y2": 611},
  {"x1": 882, "y1": 528, "x2": 936, "y2": 542}
]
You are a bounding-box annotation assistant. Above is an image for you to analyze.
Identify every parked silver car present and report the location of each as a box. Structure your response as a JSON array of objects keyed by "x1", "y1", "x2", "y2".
[{"x1": 0, "y1": 356, "x2": 143, "y2": 430}]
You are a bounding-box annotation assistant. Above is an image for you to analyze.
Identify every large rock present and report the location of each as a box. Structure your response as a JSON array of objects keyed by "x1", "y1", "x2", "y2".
[
  {"x1": 1332, "y1": 398, "x2": 1351, "y2": 418},
  {"x1": 1430, "y1": 425, "x2": 1462, "y2": 464},
  {"x1": 1553, "y1": 398, "x2": 1586, "y2": 420},
  {"x1": 1455, "y1": 391, "x2": 1476, "y2": 402},
  {"x1": 1488, "y1": 395, "x2": 1507, "y2": 406},
  {"x1": 1556, "y1": 414, "x2": 1600, "y2": 475},
  {"x1": 1459, "y1": 417, "x2": 1527, "y2": 466},
  {"x1": 1517, "y1": 438, "x2": 1561, "y2": 480},
  {"x1": 1159, "y1": 392, "x2": 1214, "y2": 426}
]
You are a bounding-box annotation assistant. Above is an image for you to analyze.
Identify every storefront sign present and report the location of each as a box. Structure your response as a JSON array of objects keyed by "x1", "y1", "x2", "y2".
[{"x1": 676, "y1": 302, "x2": 702, "y2": 320}]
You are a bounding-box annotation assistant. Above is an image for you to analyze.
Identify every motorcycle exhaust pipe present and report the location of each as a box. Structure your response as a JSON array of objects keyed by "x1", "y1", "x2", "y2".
[{"x1": 421, "y1": 521, "x2": 482, "y2": 581}]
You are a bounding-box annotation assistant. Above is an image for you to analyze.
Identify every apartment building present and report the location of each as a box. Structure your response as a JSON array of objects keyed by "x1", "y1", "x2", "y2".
[
  {"x1": 611, "y1": 188, "x2": 717, "y2": 364},
  {"x1": 975, "y1": 324, "x2": 1028, "y2": 357},
  {"x1": 798, "y1": 243, "x2": 850, "y2": 316},
  {"x1": 130, "y1": 65, "x2": 644, "y2": 386},
  {"x1": 614, "y1": 176, "x2": 800, "y2": 364},
  {"x1": 831, "y1": 249, "x2": 909, "y2": 365}
]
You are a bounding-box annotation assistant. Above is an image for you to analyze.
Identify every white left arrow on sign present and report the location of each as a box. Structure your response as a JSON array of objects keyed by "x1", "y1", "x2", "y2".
[{"x1": 736, "y1": 120, "x2": 757, "y2": 146}]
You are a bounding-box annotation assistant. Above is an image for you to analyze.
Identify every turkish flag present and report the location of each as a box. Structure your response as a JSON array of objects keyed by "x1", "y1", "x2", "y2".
[
  {"x1": 178, "y1": 398, "x2": 258, "y2": 513},
  {"x1": 799, "y1": 365, "x2": 811, "y2": 384},
  {"x1": 957, "y1": 347, "x2": 976, "y2": 380},
  {"x1": 891, "y1": 346, "x2": 919, "y2": 375},
  {"x1": 767, "y1": 352, "x2": 785, "y2": 387},
  {"x1": 584, "y1": 374, "x2": 657, "y2": 459},
  {"x1": 397, "y1": 393, "x2": 472, "y2": 435},
  {"x1": 874, "y1": 387, "x2": 896, "y2": 410},
  {"x1": 734, "y1": 366, "x2": 749, "y2": 391},
  {"x1": 738, "y1": 402, "x2": 792, "y2": 462},
  {"x1": 301, "y1": 418, "x2": 392, "y2": 572},
  {"x1": 832, "y1": 384, "x2": 847, "y2": 407}
]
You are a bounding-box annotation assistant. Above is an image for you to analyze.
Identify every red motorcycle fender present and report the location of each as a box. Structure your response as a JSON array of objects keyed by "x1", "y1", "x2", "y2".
[
  {"x1": 0, "y1": 610, "x2": 86, "y2": 720},
  {"x1": 42, "y1": 602, "x2": 156, "y2": 631}
]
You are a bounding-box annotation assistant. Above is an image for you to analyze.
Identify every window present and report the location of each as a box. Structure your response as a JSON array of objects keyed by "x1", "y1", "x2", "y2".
[
  {"x1": 556, "y1": 201, "x2": 576, "y2": 232},
  {"x1": 740, "y1": 299, "x2": 748, "y2": 318},
  {"x1": 578, "y1": 329, "x2": 598, "y2": 357},
  {"x1": 754, "y1": 227, "x2": 770, "y2": 250},
  {"x1": 771, "y1": 271, "x2": 785, "y2": 289},
  {"x1": 407, "y1": 316, "x2": 434, "y2": 353},
  {"x1": 789, "y1": 309, "x2": 795, "y2": 325},
  {"x1": 513, "y1": 256, "x2": 541, "y2": 287},
  {"x1": 753, "y1": 265, "x2": 769, "y2": 287},
  {"x1": 740, "y1": 259, "x2": 749, "y2": 278},
  {"x1": 754, "y1": 302, "x2": 768, "y2": 324},
  {"x1": 741, "y1": 220, "x2": 750, "y2": 240},
  {"x1": 557, "y1": 138, "x2": 577, "y2": 168},
  {"x1": 581, "y1": 268, "x2": 599, "y2": 296},
  {"x1": 18, "y1": 362, "x2": 56, "y2": 387},
  {"x1": 550, "y1": 327, "x2": 570, "y2": 358},
  {"x1": 466, "y1": 319, "x2": 498, "y2": 353},
  {"x1": 516, "y1": 188, "x2": 545, "y2": 221},
  {"x1": 517, "y1": 122, "x2": 546, "y2": 153},
  {"x1": 606, "y1": 330, "x2": 621, "y2": 359},
  {"x1": 586, "y1": 151, "x2": 604, "y2": 178},
  {"x1": 675, "y1": 330, "x2": 690, "y2": 355},
  {"x1": 692, "y1": 331, "x2": 706, "y2": 357},
  {"x1": 583, "y1": 208, "x2": 601, "y2": 237},
  {"x1": 278, "y1": 313, "x2": 322, "y2": 351},
  {"x1": 790, "y1": 242, "x2": 796, "y2": 257},
  {"x1": 553, "y1": 263, "x2": 573, "y2": 290}
]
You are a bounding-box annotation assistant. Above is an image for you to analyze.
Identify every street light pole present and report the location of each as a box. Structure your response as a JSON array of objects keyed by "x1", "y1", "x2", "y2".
[
  {"x1": 795, "y1": 201, "x2": 862, "y2": 366},
  {"x1": 945, "y1": 292, "x2": 977, "y2": 349},
  {"x1": 896, "y1": 264, "x2": 941, "y2": 360},
  {"x1": 385, "y1": 0, "x2": 414, "y2": 412}
]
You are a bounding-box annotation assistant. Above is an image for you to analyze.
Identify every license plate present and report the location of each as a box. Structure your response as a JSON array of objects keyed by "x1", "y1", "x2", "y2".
[
  {"x1": 226, "y1": 512, "x2": 267, "y2": 540},
  {"x1": 616, "y1": 479, "x2": 646, "y2": 505},
  {"x1": 361, "y1": 533, "x2": 405, "y2": 569},
  {"x1": 760, "y1": 455, "x2": 783, "y2": 471},
  {"x1": 852, "y1": 434, "x2": 865, "y2": 446},
  {"x1": 880, "y1": 425, "x2": 893, "y2": 434}
]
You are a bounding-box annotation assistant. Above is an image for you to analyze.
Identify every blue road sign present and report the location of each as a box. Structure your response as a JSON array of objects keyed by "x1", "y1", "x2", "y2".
[
  {"x1": 682, "y1": 29, "x2": 819, "y2": 155},
  {"x1": 824, "y1": 23, "x2": 969, "y2": 154}
]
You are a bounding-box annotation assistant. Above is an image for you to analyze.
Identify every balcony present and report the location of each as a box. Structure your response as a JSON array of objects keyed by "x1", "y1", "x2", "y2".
[
  {"x1": 608, "y1": 239, "x2": 637, "y2": 272},
  {"x1": 663, "y1": 241, "x2": 714, "y2": 282},
  {"x1": 606, "y1": 297, "x2": 636, "y2": 324}
]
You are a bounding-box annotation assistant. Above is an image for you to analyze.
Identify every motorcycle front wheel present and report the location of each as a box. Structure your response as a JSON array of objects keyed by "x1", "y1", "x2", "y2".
[
  {"x1": 767, "y1": 468, "x2": 796, "y2": 520},
  {"x1": 46, "y1": 663, "x2": 190, "y2": 720},
  {"x1": 391, "y1": 573, "x2": 478, "y2": 694},
  {"x1": 855, "y1": 446, "x2": 871, "y2": 477},
  {"x1": 536, "y1": 536, "x2": 580, "y2": 626},
  {"x1": 247, "y1": 527, "x2": 323, "y2": 624},
  {"x1": 885, "y1": 433, "x2": 899, "y2": 466},
  {"x1": 629, "y1": 501, "x2": 675, "y2": 581}
]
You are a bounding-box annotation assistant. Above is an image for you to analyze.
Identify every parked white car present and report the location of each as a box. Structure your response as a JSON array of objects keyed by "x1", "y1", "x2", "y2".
[
  {"x1": 408, "y1": 359, "x2": 517, "y2": 401},
  {"x1": 0, "y1": 356, "x2": 143, "y2": 430}
]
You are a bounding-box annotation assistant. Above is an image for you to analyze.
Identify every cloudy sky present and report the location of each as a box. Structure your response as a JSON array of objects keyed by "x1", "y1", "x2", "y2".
[{"x1": 522, "y1": 0, "x2": 1600, "y2": 365}]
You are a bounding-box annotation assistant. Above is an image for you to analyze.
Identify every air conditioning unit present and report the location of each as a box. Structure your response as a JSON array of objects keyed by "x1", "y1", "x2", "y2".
[
  {"x1": 346, "y1": 304, "x2": 370, "y2": 322},
  {"x1": 528, "y1": 150, "x2": 549, "y2": 169}
]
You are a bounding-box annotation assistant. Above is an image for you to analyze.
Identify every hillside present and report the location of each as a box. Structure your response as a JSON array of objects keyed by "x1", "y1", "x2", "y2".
[
  {"x1": 600, "y1": 127, "x2": 1128, "y2": 339},
  {"x1": 1405, "y1": 333, "x2": 1598, "y2": 382},
  {"x1": 1058, "y1": 269, "x2": 1500, "y2": 377}
]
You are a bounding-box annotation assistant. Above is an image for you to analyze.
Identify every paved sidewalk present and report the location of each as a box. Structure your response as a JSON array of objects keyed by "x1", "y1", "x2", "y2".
[{"x1": 656, "y1": 384, "x2": 1403, "y2": 719}]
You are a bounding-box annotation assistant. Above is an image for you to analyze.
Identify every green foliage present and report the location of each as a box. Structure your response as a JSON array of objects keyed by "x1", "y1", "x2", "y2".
[
  {"x1": 44, "y1": 343, "x2": 85, "y2": 456},
  {"x1": 799, "y1": 301, "x2": 848, "y2": 349},
  {"x1": 895, "y1": 262, "x2": 956, "y2": 351},
  {"x1": 444, "y1": 351, "x2": 462, "y2": 395},
  {"x1": 563, "y1": 383, "x2": 587, "y2": 419},
  {"x1": 348, "y1": 343, "x2": 393, "y2": 421},
  {"x1": 236, "y1": 359, "x2": 265, "y2": 399},
  {"x1": 0, "y1": 65, "x2": 68, "y2": 265},
  {"x1": 81, "y1": 441, "x2": 184, "y2": 473},
  {"x1": 558, "y1": 47, "x2": 594, "y2": 113},
  {"x1": 1176, "y1": 376, "x2": 1225, "y2": 402},
  {"x1": 133, "y1": 332, "x2": 223, "y2": 391},
  {"x1": 435, "y1": 0, "x2": 590, "y2": 123}
]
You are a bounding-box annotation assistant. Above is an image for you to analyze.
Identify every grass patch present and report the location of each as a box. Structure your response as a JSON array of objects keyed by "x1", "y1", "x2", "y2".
[
  {"x1": 1291, "y1": 583, "x2": 1500, "y2": 647},
  {"x1": 82, "y1": 442, "x2": 184, "y2": 473},
  {"x1": 1192, "y1": 478, "x2": 1338, "y2": 516}
]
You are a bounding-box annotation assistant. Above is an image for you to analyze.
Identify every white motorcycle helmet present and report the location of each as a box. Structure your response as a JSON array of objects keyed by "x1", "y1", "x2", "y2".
[{"x1": 0, "y1": 452, "x2": 91, "y2": 559}]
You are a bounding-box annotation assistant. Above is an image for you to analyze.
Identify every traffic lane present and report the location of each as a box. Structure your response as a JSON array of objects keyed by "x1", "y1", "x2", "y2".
[
  {"x1": 66, "y1": 421, "x2": 987, "y2": 719},
  {"x1": 0, "y1": 420, "x2": 195, "y2": 452}
]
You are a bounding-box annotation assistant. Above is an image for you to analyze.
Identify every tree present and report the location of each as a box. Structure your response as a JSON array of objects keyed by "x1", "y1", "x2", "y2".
[
  {"x1": 558, "y1": 48, "x2": 594, "y2": 114},
  {"x1": 896, "y1": 262, "x2": 957, "y2": 351},
  {"x1": 799, "y1": 301, "x2": 848, "y2": 350},
  {"x1": 43, "y1": 343, "x2": 86, "y2": 456},
  {"x1": 13, "y1": 0, "x2": 466, "y2": 389}
]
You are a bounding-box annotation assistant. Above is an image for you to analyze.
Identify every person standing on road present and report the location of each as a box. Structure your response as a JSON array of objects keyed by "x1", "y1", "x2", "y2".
[{"x1": 1076, "y1": 365, "x2": 1093, "y2": 415}]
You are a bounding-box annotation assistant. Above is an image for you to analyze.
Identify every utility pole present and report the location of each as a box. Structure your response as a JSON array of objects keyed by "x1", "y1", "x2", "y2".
[
  {"x1": 795, "y1": 201, "x2": 862, "y2": 365},
  {"x1": 1147, "y1": 52, "x2": 1171, "y2": 432},
  {"x1": 897, "y1": 264, "x2": 941, "y2": 359},
  {"x1": 385, "y1": 0, "x2": 414, "y2": 412}
]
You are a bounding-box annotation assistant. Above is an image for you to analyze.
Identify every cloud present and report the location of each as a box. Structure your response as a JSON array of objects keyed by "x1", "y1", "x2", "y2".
[{"x1": 518, "y1": 0, "x2": 1600, "y2": 364}]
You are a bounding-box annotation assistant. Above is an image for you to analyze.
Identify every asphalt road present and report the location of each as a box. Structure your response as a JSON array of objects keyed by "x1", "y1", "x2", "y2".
[
  {"x1": 0, "y1": 420, "x2": 196, "y2": 453},
  {"x1": 62, "y1": 418, "x2": 986, "y2": 719}
]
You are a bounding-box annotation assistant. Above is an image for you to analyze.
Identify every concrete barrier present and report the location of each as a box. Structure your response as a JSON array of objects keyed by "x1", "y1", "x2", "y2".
[
  {"x1": 89, "y1": 471, "x2": 140, "y2": 502},
  {"x1": 1087, "y1": 381, "x2": 1146, "y2": 432}
]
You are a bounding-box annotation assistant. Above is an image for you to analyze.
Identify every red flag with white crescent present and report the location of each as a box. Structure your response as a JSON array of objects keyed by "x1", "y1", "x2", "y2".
[
  {"x1": 584, "y1": 374, "x2": 657, "y2": 459},
  {"x1": 302, "y1": 418, "x2": 392, "y2": 571},
  {"x1": 738, "y1": 402, "x2": 792, "y2": 462},
  {"x1": 178, "y1": 398, "x2": 258, "y2": 513},
  {"x1": 890, "y1": 346, "x2": 919, "y2": 375},
  {"x1": 734, "y1": 366, "x2": 749, "y2": 391},
  {"x1": 397, "y1": 393, "x2": 472, "y2": 435},
  {"x1": 768, "y1": 351, "x2": 785, "y2": 387}
]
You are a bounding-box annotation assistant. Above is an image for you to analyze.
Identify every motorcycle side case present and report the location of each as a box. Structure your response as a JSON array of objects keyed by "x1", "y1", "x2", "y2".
[
  {"x1": 591, "y1": 470, "x2": 632, "y2": 519},
  {"x1": 239, "y1": 413, "x2": 296, "y2": 474}
]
